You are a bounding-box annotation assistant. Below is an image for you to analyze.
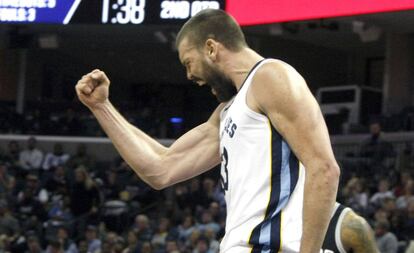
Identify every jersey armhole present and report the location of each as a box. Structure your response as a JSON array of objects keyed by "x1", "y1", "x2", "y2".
[{"x1": 335, "y1": 208, "x2": 351, "y2": 253}]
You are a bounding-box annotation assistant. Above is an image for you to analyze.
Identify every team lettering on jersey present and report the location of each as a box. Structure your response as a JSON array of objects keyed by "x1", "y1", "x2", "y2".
[
  {"x1": 320, "y1": 249, "x2": 334, "y2": 253},
  {"x1": 222, "y1": 117, "x2": 238, "y2": 138}
]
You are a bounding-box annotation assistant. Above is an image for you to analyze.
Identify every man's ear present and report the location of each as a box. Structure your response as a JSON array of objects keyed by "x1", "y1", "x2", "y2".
[{"x1": 205, "y1": 38, "x2": 218, "y2": 61}]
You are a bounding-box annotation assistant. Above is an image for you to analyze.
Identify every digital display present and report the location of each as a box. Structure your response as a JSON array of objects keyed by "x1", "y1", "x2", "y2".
[
  {"x1": 0, "y1": 0, "x2": 224, "y2": 25},
  {"x1": 226, "y1": 0, "x2": 414, "y2": 26}
]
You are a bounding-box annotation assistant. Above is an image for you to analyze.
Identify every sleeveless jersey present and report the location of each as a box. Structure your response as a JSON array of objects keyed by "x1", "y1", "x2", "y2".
[
  {"x1": 219, "y1": 59, "x2": 306, "y2": 253},
  {"x1": 321, "y1": 203, "x2": 351, "y2": 253}
]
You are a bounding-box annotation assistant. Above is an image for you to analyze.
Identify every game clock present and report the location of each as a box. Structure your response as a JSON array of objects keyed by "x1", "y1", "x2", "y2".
[
  {"x1": 0, "y1": 0, "x2": 224, "y2": 25},
  {"x1": 102, "y1": 0, "x2": 222, "y2": 25}
]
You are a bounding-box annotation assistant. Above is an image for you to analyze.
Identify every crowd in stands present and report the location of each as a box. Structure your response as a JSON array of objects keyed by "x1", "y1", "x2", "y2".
[
  {"x1": 0, "y1": 117, "x2": 413, "y2": 252},
  {"x1": 1, "y1": 100, "x2": 414, "y2": 139}
]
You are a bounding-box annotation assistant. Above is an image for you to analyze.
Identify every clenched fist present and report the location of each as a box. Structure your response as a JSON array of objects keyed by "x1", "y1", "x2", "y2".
[{"x1": 75, "y1": 69, "x2": 110, "y2": 109}]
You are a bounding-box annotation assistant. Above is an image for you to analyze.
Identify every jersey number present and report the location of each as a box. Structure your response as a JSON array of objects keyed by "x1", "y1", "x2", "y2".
[{"x1": 220, "y1": 147, "x2": 229, "y2": 192}]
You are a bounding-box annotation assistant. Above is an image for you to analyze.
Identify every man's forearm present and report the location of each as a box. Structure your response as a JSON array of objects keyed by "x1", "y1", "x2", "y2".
[
  {"x1": 90, "y1": 100, "x2": 167, "y2": 188},
  {"x1": 299, "y1": 164, "x2": 339, "y2": 253}
]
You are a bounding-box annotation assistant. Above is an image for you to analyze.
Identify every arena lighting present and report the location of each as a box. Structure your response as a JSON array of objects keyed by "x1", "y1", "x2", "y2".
[
  {"x1": 225, "y1": 0, "x2": 414, "y2": 26},
  {"x1": 170, "y1": 117, "x2": 184, "y2": 124}
]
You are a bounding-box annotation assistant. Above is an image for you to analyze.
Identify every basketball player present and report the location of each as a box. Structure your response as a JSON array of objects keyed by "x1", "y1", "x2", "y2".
[
  {"x1": 322, "y1": 203, "x2": 379, "y2": 253},
  {"x1": 76, "y1": 9, "x2": 340, "y2": 253}
]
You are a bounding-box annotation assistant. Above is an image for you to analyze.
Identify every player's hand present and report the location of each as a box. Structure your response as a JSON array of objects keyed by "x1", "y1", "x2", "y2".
[{"x1": 75, "y1": 69, "x2": 110, "y2": 109}]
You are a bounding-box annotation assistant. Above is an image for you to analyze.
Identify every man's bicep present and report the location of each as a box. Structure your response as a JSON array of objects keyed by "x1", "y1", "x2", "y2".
[
  {"x1": 160, "y1": 104, "x2": 223, "y2": 187},
  {"x1": 253, "y1": 62, "x2": 336, "y2": 167}
]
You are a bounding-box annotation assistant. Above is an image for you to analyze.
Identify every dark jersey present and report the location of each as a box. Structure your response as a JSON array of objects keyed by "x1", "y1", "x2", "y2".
[{"x1": 321, "y1": 203, "x2": 350, "y2": 253}]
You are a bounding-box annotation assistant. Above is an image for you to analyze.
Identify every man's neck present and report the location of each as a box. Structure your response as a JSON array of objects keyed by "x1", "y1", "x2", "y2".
[{"x1": 220, "y1": 48, "x2": 264, "y2": 91}]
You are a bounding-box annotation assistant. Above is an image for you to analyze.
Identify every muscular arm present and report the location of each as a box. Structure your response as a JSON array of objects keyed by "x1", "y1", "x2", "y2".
[
  {"x1": 341, "y1": 211, "x2": 379, "y2": 253},
  {"x1": 90, "y1": 101, "x2": 222, "y2": 189},
  {"x1": 249, "y1": 61, "x2": 340, "y2": 253}
]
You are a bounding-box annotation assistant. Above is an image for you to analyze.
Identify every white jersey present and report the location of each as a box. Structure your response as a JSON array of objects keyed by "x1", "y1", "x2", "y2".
[{"x1": 219, "y1": 59, "x2": 306, "y2": 253}]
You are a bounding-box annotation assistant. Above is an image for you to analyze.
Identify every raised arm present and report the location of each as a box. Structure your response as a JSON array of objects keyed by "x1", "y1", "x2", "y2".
[
  {"x1": 249, "y1": 61, "x2": 340, "y2": 253},
  {"x1": 75, "y1": 69, "x2": 222, "y2": 189}
]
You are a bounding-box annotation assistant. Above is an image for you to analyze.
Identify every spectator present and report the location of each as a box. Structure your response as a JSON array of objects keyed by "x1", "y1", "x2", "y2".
[
  {"x1": 46, "y1": 240, "x2": 63, "y2": 253},
  {"x1": 69, "y1": 167, "x2": 100, "y2": 229},
  {"x1": 192, "y1": 236, "x2": 212, "y2": 253},
  {"x1": 370, "y1": 178, "x2": 394, "y2": 208},
  {"x1": 44, "y1": 166, "x2": 69, "y2": 202},
  {"x1": 177, "y1": 215, "x2": 195, "y2": 242},
  {"x1": 401, "y1": 200, "x2": 414, "y2": 240},
  {"x1": 132, "y1": 215, "x2": 153, "y2": 242},
  {"x1": 164, "y1": 238, "x2": 179, "y2": 253},
  {"x1": 77, "y1": 240, "x2": 88, "y2": 253},
  {"x1": 85, "y1": 225, "x2": 101, "y2": 253},
  {"x1": 67, "y1": 145, "x2": 95, "y2": 171},
  {"x1": 19, "y1": 137, "x2": 44, "y2": 172},
  {"x1": 140, "y1": 241, "x2": 152, "y2": 253},
  {"x1": 56, "y1": 227, "x2": 78, "y2": 253},
  {"x1": 394, "y1": 170, "x2": 413, "y2": 197},
  {"x1": 342, "y1": 177, "x2": 369, "y2": 214},
  {"x1": 0, "y1": 162, "x2": 16, "y2": 199},
  {"x1": 18, "y1": 174, "x2": 49, "y2": 204},
  {"x1": 0, "y1": 199, "x2": 19, "y2": 237},
  {"x1": 102, "y1": 171, "x2": 122, "y2": 201},
  {"x1": 42, "y1": 144, "x2": 70, "y2": 172},
  {"x1": 3, "y1": 140, "x2": 21, "y2": 170},
  {"x1": 122, "y1": 230, "x2": 139, "y2": 253},
  {"x1": 204, "y1": 228, "x2": 219, "y2": 253},
  {"x1": 151, "y1": 217, "x2": 171, "y2": 252},
  {"x1": 26, "y1": 236, "x2": 45, "y2": 253},
  {"x1": 375, "y1": 220, "x2": 398, "y2": 253},
  {"x1": 360, "y1": 121, "x2": 395, "y2": 177},
  {"x1": 396, "y1": 179, "x2": 414, "y2": 210},
  {"x1": 197, "y1": 210, "x2": 220, "y2": 235}
]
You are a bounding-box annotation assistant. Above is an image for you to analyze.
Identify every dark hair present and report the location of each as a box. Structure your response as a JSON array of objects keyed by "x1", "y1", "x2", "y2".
[{"x1": 176, "y1": 9, "x2": 247, "y2": 51}]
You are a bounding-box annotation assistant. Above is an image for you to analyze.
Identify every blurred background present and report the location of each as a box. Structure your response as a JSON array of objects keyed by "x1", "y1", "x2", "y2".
[{"x1": 0, "y1": 0, "x2": 413, "y2": 253}]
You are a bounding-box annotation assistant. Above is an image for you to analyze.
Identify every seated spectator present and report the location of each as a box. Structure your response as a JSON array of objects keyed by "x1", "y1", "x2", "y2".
[
  {"x1": 67, "y1": 144, "x2": 95, "y2": 171},
  {"x1": 15, "y1": 185, "x2": 47, "y2": 231},
  {"x1": 0, "y1": 162, "x2": 16, "y2": 199},
  {"x1": 165, "y1": 238, "x2": 179, "y2": 253},
  {"x1": 44, "y1": 166, "x2": 69, "y2": 203},
  {"x1": 151, "y1": 217, "x2": 171, "y2": 252},
  {"x1": 140, "y1": 241, "x2": 152, "y2": 253},
  {"x1": 85, "y1": 225, "x2": 101, "y2": 253},
  {"x1": 26, "y1": 236, "x2": 45, "y2": 253},
  {"x1": 132, "y1": 214, "x2": 153, "y2": 242},
  {"x1": 122, "y1": 230, "x2": 139, "y2": 253},
  {"x1": 19, "y1": 137, "x2": 44, "y2": 173},
  {"x1": 375, "y1": 220, "x2": 398, "y2": 253},
  {"x1": 396, "y1": 179, "x2": 414, "y2": 210},
  {"x1": 401, "y1": 199, "x2": 414, "y2": 240},
  {"x1": 102, "y1": 171, "x2": 123, "y2": 201},
  {"x1": 42, "y1": 144, "x2": 70, "y2": 172},
  {"x1": 196, "y1": 210, "x2": 220, "y2": 235},
  {"x1": 394, "y1": 170, "x2": 413, "y2": 197},
  {"x1": 3, "y1": 140, "x2": 21, "y2": 170},
  {"x1": 370, "y1": 178, "x2": 394, "y2": 208},
  {"x1": 56, "y1": 227, "x2": 78, "y2": 253},
  {"x1": 177, "y1": 215, "x2": 195, "y2": 243},
  {"x1": 77, "y1": 240, "x2": 88, "y2": 253},
  {"x1": 18, "y1": 174, "x2": 49, "y2": 204},
  {"x1": 192, "y1": 236, "x2": 213, "y2": 253},
  {"x1": 46, "y1": 240, "x2": 63, "y2": 253},
  {"x1": 0, "y1": 199, "x2": 19, "y2": 237},
  {"x1": 342, "y1": 177, "x2": 369, "y2": 215}
]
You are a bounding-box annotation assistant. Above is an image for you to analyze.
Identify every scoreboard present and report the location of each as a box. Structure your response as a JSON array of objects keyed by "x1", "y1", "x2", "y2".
[{"x1": 0, "y1": 0, "x2": 224, "y2": 24}]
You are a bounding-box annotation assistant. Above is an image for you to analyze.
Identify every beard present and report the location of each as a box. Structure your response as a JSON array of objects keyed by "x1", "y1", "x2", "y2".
[{"x1": 201, "y1": 60, "x2": 237, "y2": 103}]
